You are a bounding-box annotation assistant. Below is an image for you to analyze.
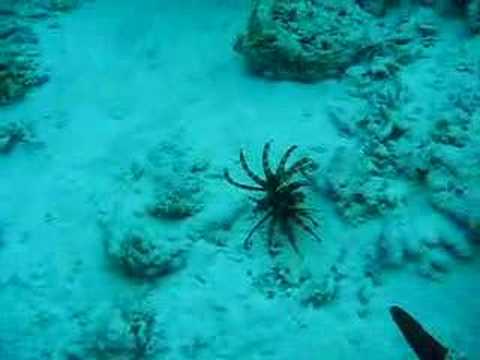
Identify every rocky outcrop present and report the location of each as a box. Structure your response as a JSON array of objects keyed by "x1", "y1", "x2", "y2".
[{"x1": 234, "y1": 0, "x2": 373, "y2": 81}]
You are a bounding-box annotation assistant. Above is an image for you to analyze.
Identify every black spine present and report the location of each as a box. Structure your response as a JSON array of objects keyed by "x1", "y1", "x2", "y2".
[{"x1": 390, "y1": 306, "x2": 449, "y2": 360}]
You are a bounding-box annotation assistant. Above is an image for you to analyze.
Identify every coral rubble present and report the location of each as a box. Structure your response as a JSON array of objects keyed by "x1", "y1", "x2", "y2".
[
  {"x1": 0, "y1": 120, "x2": 34, "y2": 153},
  {"x1": 63, "y1": 298, "x2": 165, "y2": 360},
  {"x1": 47, "y1": 0, "x2": 80, "y2": 12},
  {"x1": 98, "y1": 140, "x2": 212, "y2": 280},
  {"x1": 358, "y1": 0, "x2": 480, "y2": 34},
  {"x1": 425, "y1": 107, "x2": 480, "y2": 236},
  {"x1": 93, "y1": 300, "x2": 160, "y2": 359}
]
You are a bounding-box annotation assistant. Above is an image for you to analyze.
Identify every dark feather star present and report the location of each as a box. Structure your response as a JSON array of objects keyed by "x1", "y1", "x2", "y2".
[{"x1": 224, "y1": 141, "x2": 321, "y2": 255}]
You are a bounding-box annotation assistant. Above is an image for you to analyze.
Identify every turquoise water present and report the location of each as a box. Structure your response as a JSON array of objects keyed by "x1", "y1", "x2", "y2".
[{"x1": 0, "y1": 1, "x2": 479, "y2": 359}]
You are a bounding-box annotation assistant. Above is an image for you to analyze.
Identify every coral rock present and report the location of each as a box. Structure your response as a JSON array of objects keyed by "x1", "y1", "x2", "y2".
[
  {"x1": 0, "y1": 15, "x2": 47, "y2": 105},
  {"x1": 108, "y1": 227, "x2": 187, "y2": 279},
  {"x1": 235, "y1": 0, "x2": 373, "y2": 81}
]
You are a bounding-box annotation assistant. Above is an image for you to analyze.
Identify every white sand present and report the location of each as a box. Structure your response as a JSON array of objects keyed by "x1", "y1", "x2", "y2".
[{"x1": 0, "y1": 1, "x2": 479, "y2": 359}]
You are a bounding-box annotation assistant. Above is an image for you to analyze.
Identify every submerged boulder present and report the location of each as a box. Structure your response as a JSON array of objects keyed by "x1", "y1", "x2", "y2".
[{"x1": 234, "y1": 0, "x2": 373, "y2": 81}]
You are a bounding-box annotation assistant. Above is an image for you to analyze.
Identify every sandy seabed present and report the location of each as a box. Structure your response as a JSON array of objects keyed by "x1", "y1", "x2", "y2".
[{"x1": 0, "y1": 1, "x2": 479, "y2": 359}]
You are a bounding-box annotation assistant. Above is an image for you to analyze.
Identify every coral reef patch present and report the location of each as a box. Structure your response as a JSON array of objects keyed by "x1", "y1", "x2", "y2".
[
  {"x1": 235, "y1": 0, "x2": 437, "y2": 81},
  {"x1": 105, "y1": 225, "x2": 187, "y2": 279},
  {"x1": 358, "y1": 0, "x2": 480, "y2": 34},
  {"x1": 234, "y1": 0, "x2": 374, "y2": 81},
  {"x1": 0, "y1": 10, "x2": 47, "y2": 105}
]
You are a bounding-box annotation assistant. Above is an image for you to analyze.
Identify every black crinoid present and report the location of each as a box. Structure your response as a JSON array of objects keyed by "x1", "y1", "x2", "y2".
[{"x1": 224, "y1": 141, "x2": 322, "y2": 255}]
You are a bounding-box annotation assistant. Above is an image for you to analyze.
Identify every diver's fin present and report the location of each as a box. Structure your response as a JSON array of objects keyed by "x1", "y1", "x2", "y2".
[{"x1": 390, "y1": 306, "x2": 449, "y2": 360}]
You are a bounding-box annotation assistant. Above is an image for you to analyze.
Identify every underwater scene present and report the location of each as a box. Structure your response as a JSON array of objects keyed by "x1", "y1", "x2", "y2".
[{"x1": 1, "y1": 0, "x2": 480, "y2": 359}]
